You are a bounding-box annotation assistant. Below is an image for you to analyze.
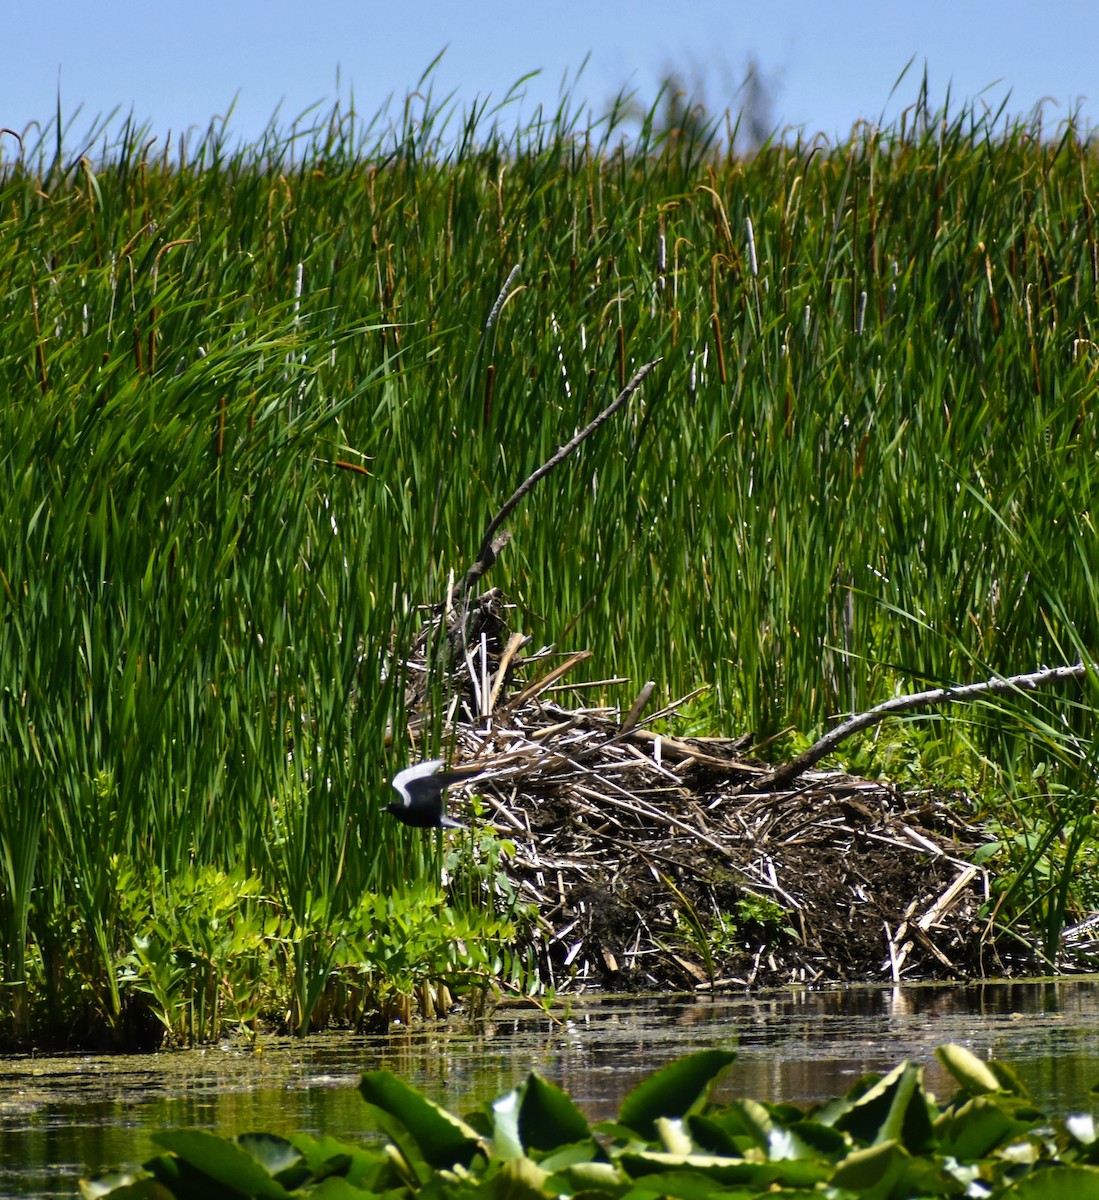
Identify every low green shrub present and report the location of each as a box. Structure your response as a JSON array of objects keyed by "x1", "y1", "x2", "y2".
[{"x1": 27, "y1": 837, "x2": 542, "y2": 1048}]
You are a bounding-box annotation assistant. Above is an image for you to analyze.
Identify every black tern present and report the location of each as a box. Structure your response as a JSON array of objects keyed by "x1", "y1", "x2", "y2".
[{"x1": 387, "y1": 759, "x2": 467, "y2": 829}]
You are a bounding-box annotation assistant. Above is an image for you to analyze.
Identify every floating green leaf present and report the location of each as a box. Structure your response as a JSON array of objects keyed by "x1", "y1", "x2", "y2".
[
  {"x1": 830, "y1": 1061, "x2": 935, "y2": 1153},
  {"x1": 619, "y1": 1150, "x2": 828, "y2": 1191},
  {"x1": 935, "y1": 1096, "x2": 1032, "y2": 1159},
  {"x1": 830, "y1": 1141, "x2": 910, "y2": 1198},
  {"x1": 490, "y1": 1087, "x2": 526, "y2": 1161},
  {"x1": 518, "y1": 1073, "x2": 593, "y2": 1152},
  {"x1": 79, "y1": 1176, "x2": 175, "y2": 1200},
  {"x1": 1008, "y1": 1164, "x2": 1099, "y2": 1198},
  {"x1": 359, "y1": 1069, "x2": 484, "y2": 1170},
  {"x1": 616, "y1": 1050, "x2": 736, "y2": 1139},
  {"x1": 547, "y1": 1160, "x2": 624, "y2": 1194},
  {"x1": 936, "y1": 1044, "x2": 1003, "y2": 1096},
  {"x1": 490, "y1": 1154, "x2": 551, "y2": 1200},
  {"x1": 152, "y1": 1130, "x2": 293, "y2": 1198},
  {"x1": 236, "y1": 1134, "x2": 306, "y2": 1185}
]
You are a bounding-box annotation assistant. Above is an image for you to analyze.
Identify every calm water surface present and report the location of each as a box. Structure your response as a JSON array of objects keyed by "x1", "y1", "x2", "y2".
[{"x1": 3, "y1": 979, "x2": 1099, "y2": 1197}]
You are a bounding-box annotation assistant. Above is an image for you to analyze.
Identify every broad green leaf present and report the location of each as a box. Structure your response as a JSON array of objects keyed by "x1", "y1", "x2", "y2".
[
  {"x1": 79, "y1": 1177, "x2": 174, "y2": 1200},
  {"x1": 518, "y1": 1073, "x2": 592, "y2": 1151},
  {"x1": 137, "y1": 1156, "x2": 182, "y2": 1193},
  {"x1": 594, "y1": 1121, "x2": 646, "y2": 1142},
  {"x1": 236, "y1": 1133, "x2": 304, "y2": 1181},
  {"x1": 1009, "y1": 1164, "x2": 1099, "y2": 1198},
  {"x1": 307, "y1": 1178, "x2": 385, "y2": 1199},
  {"x1": 935, "y1": 1096, "x2": 1034, "y2": 1159},
  {"x1": 617, "y1": 1050, "x2": 736, "y2": 1139},
  {"x1": 314, "y1": 1155, "x2": 354, "y2": 1183},
  {"x1": 763, "y1": 1125, "x2": 822, "y2": 1164},
  {"x1": 765, "y1": 1102, "x2": 807, "y2": 1125},
  {"x1": 816, "y1": 1072, "x2": 885, "y2": 1127},
  {"x1": 785, "y1": 1120, "x2": 848, "y2": 1160},
  {"x1": 353, "y1": 1113, "x2": 429, "y2": 1185},
  {"x1": 153, "y1": 1129, "x2": 293, "y2": 1199},
  {"x1": 79, "y1": 1174, "x2": 142, "y2": 1199},
  {"x1": 537, "y1": 1143, "x2": 600, "y2": 1174},
  {"x1": 618, "y1": 1150, "x2": 829, "y2": 1190},
  {"x1": 490, "y1": 1154, "x2": 550, "y2": 1200},
  {"x1": 550, "y1": 1160, "x2": 625, "y2": 1193},
  {"x1": 287, "y1": 1133, "x2": 391, "y2": 1189},
  {"x1": 832, "y1": 1061, "x2": 935, "y2": 1153},
  {"x1": 654, "y1": 1117, "x2": 693, "y2": 1155},
  {"x1": 685, "y1": 1113, "x2": 743, "y2": 1156},
  {"x1": 987, "y1": 1058, "x2": 1031, "y2": 1098},
  {"x1": 359, "y1": 1069, "x2": 484, "y2": 1170},
  {"x1": 727, "y1": 1097, "x2": 772, "y2": 1149},
  {"x1": 893, "y1": 1154, "x2": 958, "y2": 1199},
  {"x1": 936, "y1": 1044, "x2": 1002, "y2": 1095},
  {"x1": 616, "y1": 1168, "x2": 757, "y2": 1199},
  {"x1": 491, "y1": 1087, "x2": 525, "y2": 1160},
  {"x1": 619, "y1": 1152, "x2": 773, "y2": 1188},
  {"x1": 830, "y1": 1141, "x2": 909, "y2": 1199}
]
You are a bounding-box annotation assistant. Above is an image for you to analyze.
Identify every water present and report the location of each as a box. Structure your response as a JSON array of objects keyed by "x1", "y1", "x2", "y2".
[{"x1": 2, "y1": 979, "x2": 1099, "y2": 1197}]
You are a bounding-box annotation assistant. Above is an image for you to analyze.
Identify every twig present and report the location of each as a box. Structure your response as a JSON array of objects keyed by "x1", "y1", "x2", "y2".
[
  {"x1": 498, "y1": 650, "x2": 594, "y2": 713},
  {"x1": 455, "y1": 358, "x2": 662, "y2": 599},
  {"x1": 759, "y1": 661, "x2": 1092, "y2": 790},
  {"x1": 627, "y1": 729, "x2": 771, "y2": 775},
  {"x1": 488, "y1": 631, "x2": 529, "y2": 713},
  {"x1": 917, "y1": 864, "x2": 982, "y2": 931},
  {"x1": 618, "y1": 681, "x2": 655, "y2": 736}
]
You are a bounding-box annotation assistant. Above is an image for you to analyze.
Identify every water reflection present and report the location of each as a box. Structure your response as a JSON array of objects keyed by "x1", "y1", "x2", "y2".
[{"x1": 2, "y1": 980, "x2": 1099, "y2": 1198}]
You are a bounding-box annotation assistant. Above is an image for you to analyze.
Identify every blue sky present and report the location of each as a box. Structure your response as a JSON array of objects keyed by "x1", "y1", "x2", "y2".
[{"x1": 4, "y1": 1, "x2": 1097, "y2": 151}]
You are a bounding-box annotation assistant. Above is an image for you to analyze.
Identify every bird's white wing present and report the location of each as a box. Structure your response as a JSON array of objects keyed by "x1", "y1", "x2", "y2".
[{"x1": 391, "y1": 759, "x2": 446, "y2": 805}]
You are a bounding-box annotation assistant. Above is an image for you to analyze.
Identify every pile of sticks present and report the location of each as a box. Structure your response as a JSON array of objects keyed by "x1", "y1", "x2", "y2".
[
  {"x1": 399, "y1": 590, "x2": 1028, "y2": 991},
  {"x1": 388, "y1": 359, "x2": 1092, "y2": 990}
]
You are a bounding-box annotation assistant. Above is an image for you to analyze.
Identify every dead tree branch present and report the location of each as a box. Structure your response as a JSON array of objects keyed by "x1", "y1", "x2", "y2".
[
  {"x1": 455, "y1": 358, "x2": 662, "y2": 600},
  {"x1": 760, "y1": 661, "x2": 1093, "y2": 791}
]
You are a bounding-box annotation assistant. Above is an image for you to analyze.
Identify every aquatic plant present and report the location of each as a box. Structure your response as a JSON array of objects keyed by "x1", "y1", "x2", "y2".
[{"x1": 81, "y1": 1043, "x2": 1099, "y2": 1198}]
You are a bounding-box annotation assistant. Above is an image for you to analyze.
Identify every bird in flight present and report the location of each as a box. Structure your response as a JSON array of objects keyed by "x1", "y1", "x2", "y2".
[{"x1": 387, "y1": 759, "x2": 468, "y2": 829}]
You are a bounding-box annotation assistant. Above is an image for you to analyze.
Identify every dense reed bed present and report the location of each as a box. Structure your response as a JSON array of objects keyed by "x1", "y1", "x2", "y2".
[{"x1": 2, "y1": 81, "x2": 1098, "y2": 1046}]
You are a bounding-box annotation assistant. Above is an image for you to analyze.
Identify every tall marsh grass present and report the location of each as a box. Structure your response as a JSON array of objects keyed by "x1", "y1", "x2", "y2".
[{"x1": 2, "y1": 82, "x2": 1098, "y2": 1043}]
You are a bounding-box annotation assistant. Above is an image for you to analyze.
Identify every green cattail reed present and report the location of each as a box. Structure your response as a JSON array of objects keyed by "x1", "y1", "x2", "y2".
[
  {"x1": 29, "y1": 282, "x2": 47, "y2": 393},
  {"x1": 616, "y1": 323, "x2": 626, "y2": 391},
  {"x1": 1083, "y1": 164, "x2": 1098, "y2": 290},
  {"x1": 711, "y1": 310, "x2": 727, "y2": 386},
  {"x1": 1025, "y1": 283, "x2": 1041, "y2": 393},
  {"x1": 3, "y1": 84, "x2": 1099, "y2": 1045},
  {"x1": 484, "y1": 363, "x2": 496, "y2": 427},
  {"x1": 215, "y1": 396, "x2": 226, "y2": 459},
  {"x1": 982, "y1": 244, "x2": 1001, "y2": 332}
]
